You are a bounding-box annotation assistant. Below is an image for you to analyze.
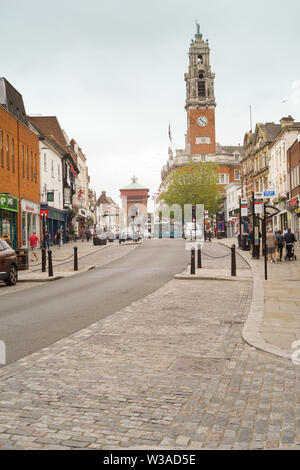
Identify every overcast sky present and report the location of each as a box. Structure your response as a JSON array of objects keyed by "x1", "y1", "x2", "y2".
[{"x1": 1, "y1": 0, "x2": 300, "y2": 205}]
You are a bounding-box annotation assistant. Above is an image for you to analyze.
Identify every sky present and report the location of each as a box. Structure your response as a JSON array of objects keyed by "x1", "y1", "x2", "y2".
[{"x1": 1, "y1": 0, "x2": 300, "y2": 206}]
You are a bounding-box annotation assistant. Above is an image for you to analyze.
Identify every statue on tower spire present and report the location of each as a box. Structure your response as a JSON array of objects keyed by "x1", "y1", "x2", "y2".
[{"x1": 195, "y1": 19, "x2": 200, "y2": 35}]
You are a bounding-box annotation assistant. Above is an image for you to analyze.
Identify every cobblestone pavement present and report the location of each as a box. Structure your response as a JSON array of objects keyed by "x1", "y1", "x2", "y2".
[{"x1": 0, "y1": 242, "x2": 299, "y2": 450}]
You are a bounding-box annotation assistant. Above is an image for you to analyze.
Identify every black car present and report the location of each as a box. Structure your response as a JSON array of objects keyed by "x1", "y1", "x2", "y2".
[{"x1": 0, "y1": 239, "x2": 18, "y2": 286}]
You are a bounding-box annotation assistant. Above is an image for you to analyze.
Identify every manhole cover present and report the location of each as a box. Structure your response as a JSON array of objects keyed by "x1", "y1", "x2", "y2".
[
  {"x1": 84, "y1": 335, "x2": 121, "y2": 345},
  {"x1": 170, "y1": 357, "x2": 225, "y2": 375}
]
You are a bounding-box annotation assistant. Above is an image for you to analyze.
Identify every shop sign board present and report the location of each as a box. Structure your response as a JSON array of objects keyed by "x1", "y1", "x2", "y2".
[
  {"x1": 241, "y1": 198, "x2": 248, "y2": 216},
  {"x1": 0, "y1": 194, "x2": 18, "y2": 212},
  {"x1": 254, "y1": 192, "x2": 264, "y2": 215}
]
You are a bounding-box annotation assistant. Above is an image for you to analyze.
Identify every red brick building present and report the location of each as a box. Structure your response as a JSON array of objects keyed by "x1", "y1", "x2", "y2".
[
  {"x1": 120, "y1": 177, "x2": 149, "y2": 223},
  {"x1": 0, "y1": 78, "x2": 40, "y2": 248}
]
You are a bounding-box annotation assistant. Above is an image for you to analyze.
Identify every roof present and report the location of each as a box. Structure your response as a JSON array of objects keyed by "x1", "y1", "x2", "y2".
[
  {"x1": 221, "y1": 145, "x2": 245, "y2": 157},
  {"x1": 97, "y1": 191, "x2": 118, "y2": 207},
  {"x1": 256, "y1": 122, "x2": 281, "y2": 142},
  {"x1": 120, "y1": 176, "x2": 149, "y2": 191},
  {"x1": 0, "y1": 77, "x2": 28, "y2": 125},
  {"x1": 28, "y1": 116, "x2": 68, "y2": 150}
]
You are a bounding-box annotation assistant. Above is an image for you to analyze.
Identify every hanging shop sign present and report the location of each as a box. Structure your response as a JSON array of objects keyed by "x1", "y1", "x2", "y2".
[
  {"x1": 241, "y1": 198, "x2": 248, "y2": 216},
  {"x1": 0, "y1": 194, "x2": 18, "y2": 212}
]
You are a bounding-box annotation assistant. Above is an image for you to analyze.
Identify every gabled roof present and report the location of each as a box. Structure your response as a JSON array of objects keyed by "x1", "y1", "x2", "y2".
[
  {"x1": 0, "y1": 77, "x2": 28, "y2": 125},
  {"x1": 28, "y1": 116, "x2": 68, "y2": 150},
  {"x1": 254, "y1": 122, "x2": 281, "y2": 144},
  {"x1": 97, "y1": 191, "x2": 118, "y2": 207}
]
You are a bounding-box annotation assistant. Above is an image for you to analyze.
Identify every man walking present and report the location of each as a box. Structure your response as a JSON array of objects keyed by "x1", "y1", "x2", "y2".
[
  {"x1": 284, "y1": 228, "x2": 296, "y2": 260},
  {"x1": 29, "y1": 231, "x2": 40, "y2": 262}
]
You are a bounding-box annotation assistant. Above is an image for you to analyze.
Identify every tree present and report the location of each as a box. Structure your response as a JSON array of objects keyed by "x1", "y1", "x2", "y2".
[{"x1": 159, "y1": 161, "x2": 221, "y2": 214}]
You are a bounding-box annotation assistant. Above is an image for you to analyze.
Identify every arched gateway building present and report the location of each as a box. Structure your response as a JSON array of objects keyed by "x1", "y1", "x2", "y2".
[{"x1": 120, "y1": 176, "x2": 149, "y2": 222}]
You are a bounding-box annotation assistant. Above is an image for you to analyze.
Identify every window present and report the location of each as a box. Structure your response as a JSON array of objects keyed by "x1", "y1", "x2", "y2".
[
  {"x1": 6, "y1": 135, "x2": 9, "y2": 170},
  {"x1": 44, "y1": 153, "x2": 47, "y2": 172},
  {"x1": 51, "y1": 160, "x2": 54, "y2": 178},
  {"x1": 22, "y1": 146, "x2": 25, "y2": 177},
  {"x1": 234, "y1": 170, "x2": 240, "y2": 180},
  {"x1": 58, "y1": 164, "x2": 61, "y2": 181},
  {"x1": 218, "y1": 174, "x2": 229, "y2": 184},
  {"x1": 34, "y1": 153, "x2": 37, "y2": 182},
  {"x1": 31, "y1": 151, "x2": 33, "y2": 181},
  {"x1": 27, "y1": 148, "x2": 29, "y2": 179},
  {"x1": 12, "y1": 139, "x2": 15, "y2": 173},
  {"x1": 0, "y1": 130, "x2": 3, "y2": 168},
  {"x1": 198, "y1": 80, "x2": 205, "y2": 97}
]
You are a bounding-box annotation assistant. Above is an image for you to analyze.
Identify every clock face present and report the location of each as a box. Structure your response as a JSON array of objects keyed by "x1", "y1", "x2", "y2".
[{"x1": 197, "y1": 116, "x2": 208, "y2": 127}]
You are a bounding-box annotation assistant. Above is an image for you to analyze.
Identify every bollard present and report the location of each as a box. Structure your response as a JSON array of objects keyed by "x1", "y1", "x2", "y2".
[
  {"x1": 231, "y1": 244, "x2": 236, "y2": 277},
  {"x1": 74, "y1": 246, "x2": 78, "y2": 271},
  {"x1": 197, "y1": 244, "x2": 202, "y2": 269},
  {"x1": 41, "y1": 248, "x2": 46, "y2": 272},
  {"x1": 48, "y1": 250, "x2": 53, "y2": 277},
  {"x1": 190, "y1": 248, "x2": 195, "y2": 275}
]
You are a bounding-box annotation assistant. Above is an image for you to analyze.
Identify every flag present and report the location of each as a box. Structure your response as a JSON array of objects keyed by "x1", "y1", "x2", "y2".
[{"x1": 168, "y1": 123, "x2": 172, "y2": 142}]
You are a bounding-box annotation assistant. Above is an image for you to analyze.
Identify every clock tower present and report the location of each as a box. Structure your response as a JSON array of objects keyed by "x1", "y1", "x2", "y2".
[{"x1": 185, "y1": 24, "x2": 216, "y2": 155}]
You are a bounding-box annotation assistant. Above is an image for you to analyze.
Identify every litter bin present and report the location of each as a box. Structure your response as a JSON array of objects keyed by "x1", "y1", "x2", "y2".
[{"x1": 15, "y1": 248, "x2": 29, "y2": 270}]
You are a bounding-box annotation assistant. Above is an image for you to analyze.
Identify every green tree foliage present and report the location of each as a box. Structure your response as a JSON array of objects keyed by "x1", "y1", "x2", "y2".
[{"x1": 159, "y1": 161, "x2": 221, "y2": 214}]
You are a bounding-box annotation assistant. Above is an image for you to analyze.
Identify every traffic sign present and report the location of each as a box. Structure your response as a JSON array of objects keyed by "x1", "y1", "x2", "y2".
[{"x1": 264, "y1": 190, "x2": 275, "y2": 197}]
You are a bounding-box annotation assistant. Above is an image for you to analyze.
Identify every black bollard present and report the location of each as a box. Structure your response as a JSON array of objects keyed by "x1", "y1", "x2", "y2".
[
  {"x1": 231, "y1": 244, "x2": 236, "y2": 277},
  {"x1": 41, "y1": 248, "x2": 46, "y2": 272},
  {"x1": 197, "y1": 244, "x2": 202, "y2": 269},
  {"x1": 48, "y1": 250, "x2": 53, "y2": 277},
  {"x1": 191, "y1": 248, "x2": 195, "y2": 275},
  {"x1": 74, "y1": 246, "x2": 78, "y2": 271}
]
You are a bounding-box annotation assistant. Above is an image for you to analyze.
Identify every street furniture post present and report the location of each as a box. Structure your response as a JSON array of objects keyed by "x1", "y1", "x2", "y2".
[
  {"x1": 48, "y1": 250, "x2": 53, "y2": 277},
  {"x1": 74, "y1": 246, "x2": 78, "y2": 271},
  {"x1": 191, "y1": 248, "x2": 195, "y2": 275},
  {"x1": 41, "y1": 248, "x2": 46, "y2": 272},
  {"x1": 197, "y1": 244, "x2": 202, "y2": 269},
  {"x1": 263, "y1": 203, "x2": 267, "y2": 281},
  {"x1": 231, "y1": 244, "x2": 236, "y2": 277}
]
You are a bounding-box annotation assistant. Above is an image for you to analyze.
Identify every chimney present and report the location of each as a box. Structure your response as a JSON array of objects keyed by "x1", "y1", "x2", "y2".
[{"x1": 280, "y1": 115, "x2": 294, "y2": 128}]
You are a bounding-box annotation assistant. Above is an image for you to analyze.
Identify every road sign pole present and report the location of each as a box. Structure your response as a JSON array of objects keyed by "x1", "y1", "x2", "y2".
[
  {"x1": 252, "y1": 192, "x2": 255, "y2": 258},
  {"x1": 263, "y1": 203, "x2": 267, "y2": 281}
]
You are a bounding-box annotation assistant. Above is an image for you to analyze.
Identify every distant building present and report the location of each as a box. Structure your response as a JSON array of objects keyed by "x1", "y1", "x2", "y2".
[
  {"x1": 120, "y1": 176, "x2": 149, "y2": 225},
  {"x1": 96, "y1": 191, "x2": 119, "y2": 230}
]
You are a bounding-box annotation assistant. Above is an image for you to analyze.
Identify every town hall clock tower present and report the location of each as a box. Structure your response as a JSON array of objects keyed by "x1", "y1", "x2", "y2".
[{"x1": 185, "y1": 24, "x2": 216, "y2": 155}]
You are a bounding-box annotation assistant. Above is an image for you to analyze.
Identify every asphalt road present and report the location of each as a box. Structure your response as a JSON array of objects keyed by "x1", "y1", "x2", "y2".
[{"x1": 0, "y1": 239, "x2": 189, "y2": 364}]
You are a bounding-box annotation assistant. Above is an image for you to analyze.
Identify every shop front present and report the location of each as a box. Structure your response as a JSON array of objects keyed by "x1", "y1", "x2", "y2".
[
  {"x1": 288, "y1": 196, "x2": 300, "y2": 240},
  {"x1": 21, "y1": 199, "x2": 40, "y2": 248},
  {"x1": 0, "y1": 194, "x2": 18, "y2": 249},
  {"x1": 40, "y1": 204, "x2": 68, "y2": 244}
]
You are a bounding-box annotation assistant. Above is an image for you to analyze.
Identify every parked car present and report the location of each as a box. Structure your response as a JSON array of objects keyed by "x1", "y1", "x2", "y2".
[
  {"x1": 184, "y1": 223, "x2": 203, "y2": 240},
  {"x1": 107, "y1": 230, "x2": 117, "y2": 242},
  {"x1": 119, "y1": 228, "x2": 141, "y2": 243},
  {"x1": 93, "y1": 229, "x2": 108, "y2": 245},
  {"x1": 0, "y1": 239, "x2": 18, "y2": 286}
]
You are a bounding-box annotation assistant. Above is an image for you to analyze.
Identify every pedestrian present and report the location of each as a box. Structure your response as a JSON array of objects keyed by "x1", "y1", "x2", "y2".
[
  {"x1": 275, "y1": 230, "x2": 284, "y2": 262},
  {"x1": 55, "y1": 229, "x2": 62, "y2": 248},
  {"x1": 29, "y1": 231, "x2": 40, "y2": 261},
  {"x1": 2, "y1": 234, "x2": 12, "y2": 247},
  {"x1": 266, "y1": 228, "x2": 277, "y2": 263},
  {"x1": 73, "y1": 226, "x2": 78, "y2": 242},
  {"x1": 208, "y1": 227, "x2": 212, "y2": 242},
  {"x1": 66, "y1": 228, "x2": 69, "y2": 243},
  {"x1": 80, "y1": 228, "x2": 85, "y2": 242},
  {"x1": 284, "y1": 228, "x2": 296, "y2": 260},
  {"x1": 43, "y1": 229, "x2": 51, "y2": 249},
  {"x1": 86, "y1": 228, "x2": 91, "y2": 242}
]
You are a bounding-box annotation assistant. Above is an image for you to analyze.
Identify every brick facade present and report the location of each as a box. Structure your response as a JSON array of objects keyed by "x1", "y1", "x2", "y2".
[{"x1": 0, "y1": 104, "x2": 40, "y2": 247}]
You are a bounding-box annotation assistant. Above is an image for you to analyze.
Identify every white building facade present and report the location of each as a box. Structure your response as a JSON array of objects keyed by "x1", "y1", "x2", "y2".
[{"x1": 225, "y1": 182, "x2": 241, "y2": 238}]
